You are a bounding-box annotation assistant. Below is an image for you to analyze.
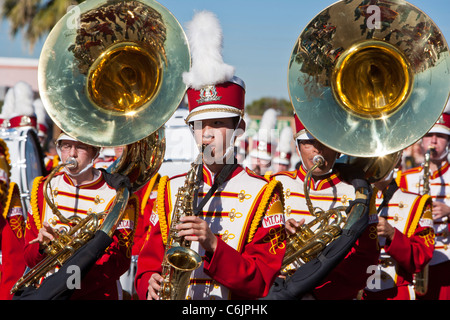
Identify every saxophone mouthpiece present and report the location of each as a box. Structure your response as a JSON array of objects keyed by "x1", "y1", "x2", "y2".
[{"x1": 65, "y1": 157, "x2": 78, "y2": 169}]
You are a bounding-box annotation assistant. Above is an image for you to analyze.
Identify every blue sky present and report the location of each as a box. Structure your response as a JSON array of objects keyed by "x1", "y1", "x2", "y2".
[{"x1": 0, "y1": 0, "x2": 449, "y2": 104}]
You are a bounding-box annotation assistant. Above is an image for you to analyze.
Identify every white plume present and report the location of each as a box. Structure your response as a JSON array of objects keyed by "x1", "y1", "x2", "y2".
[
  {"x1": 1, "y1": 87, "x2": 15, "y2": 118},
  {"x1": 182, "y1": 11, "x2": 235, "y2": 89},
  {"x1": 12, "y1": 81, "x2": 35, "y2": 117},
  {"x1": 1, "y1": 81, "x2": 35, "y2": 118},
  {"x1": 277, "y1": 126, "x2": 293, "y2": 153},
  {"x1": 258, "y1": 108, "x2": 279, "y2": 143}
]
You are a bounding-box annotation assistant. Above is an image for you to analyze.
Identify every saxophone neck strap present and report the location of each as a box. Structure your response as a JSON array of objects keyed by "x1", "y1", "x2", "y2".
[{"x1": 193, "y1": 161, "x2": 238, "y2": 216}]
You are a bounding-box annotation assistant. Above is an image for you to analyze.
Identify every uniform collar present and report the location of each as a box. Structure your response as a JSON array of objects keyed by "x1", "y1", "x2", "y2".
[
  {"x1": 297, "y1": 164, "x2": 343, "y2": 191},
  {"x1": 62, "y1": 169, "x2": 105, "y2": 189},
  {"x1": 431, "y1": 160, "x2": 450, "y2": 179},
  {"x1": 201, "y1": 162, "x2": 243, "y2": 187}
]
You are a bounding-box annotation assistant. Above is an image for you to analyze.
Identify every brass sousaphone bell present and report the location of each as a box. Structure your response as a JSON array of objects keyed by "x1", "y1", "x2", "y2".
[
  {"x1": 281, "y1": 0, "x2": 450, "y2": 273},
  {"x1": 11, "y1": 0, "x2": 190, "y2": 294},
  {"x1": 39, "y1": 0, "x2": 190, "y2": 152},
  {"x1": 288, "y1": 0, "x2": 450, "y2": 159}
]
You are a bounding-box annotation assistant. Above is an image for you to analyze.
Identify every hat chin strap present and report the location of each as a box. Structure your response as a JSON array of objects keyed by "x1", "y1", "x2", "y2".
[
  {"x1": 435, "y1": 145, "x2": 449, "y2": 161},
  {"x1": 56, "y1": 146, "x2": 100, "y2": 178},
  {"x1": 63, "y1": 159, "x2": 96, "y2": 177}
]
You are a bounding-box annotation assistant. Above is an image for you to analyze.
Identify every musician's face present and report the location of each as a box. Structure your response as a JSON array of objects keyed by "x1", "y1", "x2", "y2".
[
  {"x1": 298, "y1": 139, "x2": 338, "y2": 176},
  {"x1": 59, "y1": 140, "x2": 98, "y2": 174},
  {"x1": 192, "y1": 117, "x2": 243, "y2": 164},
  {"x1": 422, "y1": 133, "x2": 449, "y2": 160}
]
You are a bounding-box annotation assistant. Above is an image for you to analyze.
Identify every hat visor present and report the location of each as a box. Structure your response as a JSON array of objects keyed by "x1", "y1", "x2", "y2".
[
  {"x1": 273, "y1": 158, "x2": 290, "y2": 165},
  {"x1": 249, "y1": 150, "x2": 272, "y2": 161},
  {"x1": 294, "y1": 130, "x2": 315, "y2": 141},
  {"x1": 185, "y1": 104, "x2": 243, "y2": 123},
  {"x1": 56, "y1": 133, "x2": 77, "y2": 143},
  {"x1": 429, "y1": 126, "x2": 450, "y2": 136}
]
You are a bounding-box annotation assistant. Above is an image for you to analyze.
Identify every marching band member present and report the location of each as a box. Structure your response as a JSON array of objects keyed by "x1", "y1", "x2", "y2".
[
  {"x1": 266, "y1": 113, "x2": 379, "y2": 300},
  {"x1": 33, "y1": 98, "x2": 50, "y2": 148},
  {"x1": 235, "y1": 113, "x2": 251, "y2": 168},
  {"x1": 120, "y1": 172, "x2": 161, "y2": 300},
  {"x1": 0, "y1": 140, "x2": 26, "y2": 299},
  {"x1": 135, "y1": 11, "x2": 286, "y2": 300},
  {"x1": 273, "y1": 126, "x2": 293, "y2": 173},
  {"x1": 360, "y1": 168, "x2": 434, "y2": 300},
  {"x1": 33, "y1": 98, "x2": 59, "y2": 174},
  {"x1": 248, "y1": 108, "x2": 278, "y2": 177},
  {"x1": 22, "y1": 133, "x2": 138, "y2": 300},
  {"x1": 398, "y1": 112, "x2": 450, "y2": 299}
]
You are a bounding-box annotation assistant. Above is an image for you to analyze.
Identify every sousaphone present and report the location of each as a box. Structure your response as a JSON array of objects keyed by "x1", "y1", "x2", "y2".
[
  {"x1": 288, "y1": 0, "x2": 450, "y2": 160},
  {"x1": 267, "y1": 0, "x2": 450, "y2": 299},
  {"x1": 12, "y1": 0, "x2": 190, "y2": 296}
]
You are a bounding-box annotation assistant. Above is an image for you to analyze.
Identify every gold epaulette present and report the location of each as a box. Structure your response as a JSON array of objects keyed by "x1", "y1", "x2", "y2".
[
  {"x1": 0, "y1": 138, "x2": 11, "y2": 176},
  {"x1": 1, "y1": 182, "x2": 19, "y2": 220},
  {"x1": 30, "y1": 176, "x2": 45, "y2": 231},
  {"x1": 140, "y1": 173, "x2": 160, "y2": 216},
  {"x1": 247, "y1": 179, "x2": 284, "y2": 243},
  {"x1": 156, "y1": 176, "x2": 169, "y2": 245},
  {"x1": 406, "y1": 194, "x2": 433, "y2": 238}
]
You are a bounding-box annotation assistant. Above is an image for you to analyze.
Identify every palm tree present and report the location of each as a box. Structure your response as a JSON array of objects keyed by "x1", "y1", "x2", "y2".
[{"x1": 2, "y1": 0, "x2": 84, "y2": 49}]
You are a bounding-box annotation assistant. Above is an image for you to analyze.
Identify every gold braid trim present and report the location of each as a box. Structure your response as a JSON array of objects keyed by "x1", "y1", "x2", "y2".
[
  {"x1": 0, "y1": 138, "x2": 11, "y2": 176},
  {"x1": 406, "y1": 194, "x2": 432, "y2": 238},
  {"x1": 2, "y1": 182, "x2": 18, "y2": 220},
  {"x1": 119, "y1": 193, "x2": 140, "y2": 258},
  {"x1": 141, "y1": 174, "x2": 160, "y2": 216},
  {"x1": 30, "y1": 176, "x2": 45, "y2": 231},
  {"x1": 247, "y1": 179, "x2": 284, "y2": 243},
  {"x1": 157, "y1": 176, "x2": 169, "y2": 245}
]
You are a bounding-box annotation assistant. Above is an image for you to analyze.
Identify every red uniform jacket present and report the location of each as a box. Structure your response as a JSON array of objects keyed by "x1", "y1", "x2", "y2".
[
  {"x1": 132, "y1": 174, "x2": 160, "y2": 256},
  {"x1": 273, "y1": 167, "x2": 380, "y2": 299},
  {"x1": 24, "y1": 171, "x2": 138, "y2": 300},
  {"x1": 0, "y1": 183, "x2": 26, "y2": 299},
  {"x1": 135, "y1": 165, "x2": 286, "y2": 300}
]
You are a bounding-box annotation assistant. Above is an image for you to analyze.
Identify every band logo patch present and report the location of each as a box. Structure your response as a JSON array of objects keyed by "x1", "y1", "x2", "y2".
[{"x1": 262, "y1": 213, "x2": 285, "y2": 228}]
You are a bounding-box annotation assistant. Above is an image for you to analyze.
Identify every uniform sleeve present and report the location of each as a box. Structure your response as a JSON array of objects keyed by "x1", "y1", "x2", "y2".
[
  {"x1": 134, "y1": 177, "x2": 168, "y2": 300},
  {"x1": 202, "y1": 183, "x2": 286, "y2": 299},
  {"x1": 384, "y1": 204, "x2": 435, "y2": 275},
  {"x1": 134, "y1": 215, "x2": 165, "y2": 300}
]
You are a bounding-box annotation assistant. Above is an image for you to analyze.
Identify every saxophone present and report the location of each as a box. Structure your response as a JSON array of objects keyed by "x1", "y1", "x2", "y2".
[
  {"x1": 413, "y1": 145, "x2": 434, "y2": 296},
  {"x1": 158, "y1": 153, "x2": 203, "y2": 300}
]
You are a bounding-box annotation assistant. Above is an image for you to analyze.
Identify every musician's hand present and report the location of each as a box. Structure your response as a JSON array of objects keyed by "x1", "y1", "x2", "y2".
[
  {"x1": 178, "y1": 216, "x2": 218, "y2": 254},
  {"x1": 29, "y1": 221, "x2": 59, "y2": 250},
  {"x1": 432, "y1": 201, "x2": 450, "y2": 220},
  {"x1": 147, "y1": 273, "x2": 163, "y2": 300},
  {"x1": 285, "y1": 218, "x2": 305, "y2": 235},
  {"x1": 377, "y1": 216, "x2": 395, "y2": 241}
]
